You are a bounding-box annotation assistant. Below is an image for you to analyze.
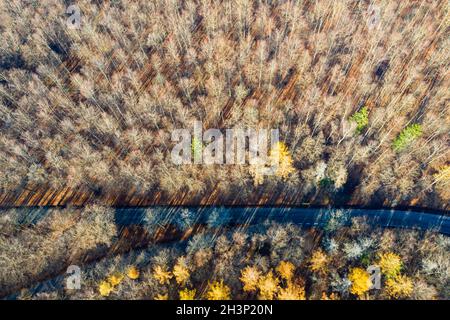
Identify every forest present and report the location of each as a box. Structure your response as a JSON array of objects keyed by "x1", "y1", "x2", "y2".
[
  {"x1": 0, "y1": 0, "x2": 448, "y2": 209},
  {"x1": 0, "y1": 0, "x2": 448, "y2": 302},
  {"x1": 1, "y1": 207, "x2": 448, "y2": 300}
]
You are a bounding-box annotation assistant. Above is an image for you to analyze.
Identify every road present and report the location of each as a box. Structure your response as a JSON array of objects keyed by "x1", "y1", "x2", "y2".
[{"x1": 113, "y1": 206, "x2": 450, "y2": 235}]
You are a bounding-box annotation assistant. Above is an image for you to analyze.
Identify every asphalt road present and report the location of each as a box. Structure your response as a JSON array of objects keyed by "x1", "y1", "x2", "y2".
[{"x1": 113, "y1": 206, "x2": 450, "y2": 235}]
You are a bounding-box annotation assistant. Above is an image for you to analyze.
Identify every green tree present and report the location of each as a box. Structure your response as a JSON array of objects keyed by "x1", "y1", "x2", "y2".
[
  {"x1": 393, "y1": 124, "x2": 423, "y2": 152},
  {"x1": 349, "y1": 107, "x2": 369, "y2": 133}
]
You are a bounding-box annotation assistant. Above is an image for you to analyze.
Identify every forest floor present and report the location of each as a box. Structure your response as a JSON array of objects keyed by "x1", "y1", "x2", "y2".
[{"x1": 0, "y1": 186, "x2": 447, "y2": 213}]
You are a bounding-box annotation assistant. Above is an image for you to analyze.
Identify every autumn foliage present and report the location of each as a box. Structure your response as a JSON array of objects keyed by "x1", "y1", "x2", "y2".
[{"x1": 0, "y1": 0, "x2": 448, "y2": 210}]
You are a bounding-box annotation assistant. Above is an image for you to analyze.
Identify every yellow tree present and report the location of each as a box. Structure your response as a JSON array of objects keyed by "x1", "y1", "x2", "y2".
[
  {"x1": 378, "y1": 252, "x2": 402, "y2": 278},
  {"x1": 205, "y1": 280, "x2": 231, "y2": 300},
  {"x1": 434, "y1": 165, "x2": 450, "y2": 182},
  {"x1": 154, "y1": 293, "x2": 169, "y2": 300},
  {"x1": 153, "y1": 265, "x2": 173, "y2": 285},
  {"x1": 257, "y1": 271, "x2": 280, "y2": 300},
  {"x1": 240, "y1": 266, "x2": 262, "y2": 292},
  {"x1": 269, "y1": 142, "x2": 295, "y2": 180},
  {"x1": 126, "y1": 266, "x2": 140, "y2": 280},
  {"x1": 309, "y1": 250, "x2": 328, "y2": 273},
  {"x1": 173, "y1": 258, "x2": 190, "y2": 285},
  {"x1": 108, "y1": 273, "x2": 124, "y2": 287},
  {"x1": 276, "y1": 261, "x2": 295, "y2": 281},
  {"x1": 179, "y1": 288, "x2": 196, "y2": 300},
  {"x1": 277, "y1": 282, "x2": 306, "y2": 300},
  {"x1": 250, "y1": 142, "x2": 296, "y2": 185},
  {"x1": 385, "y1": 275, "x2": 413, "y2": 299},
  {"x1": 99, "y1": 280, "x2": 113, "y2": 297},
  {"x1": 348, "y1": 267, "x2": 371, "y2": 298}
]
